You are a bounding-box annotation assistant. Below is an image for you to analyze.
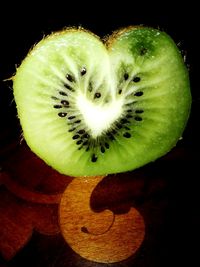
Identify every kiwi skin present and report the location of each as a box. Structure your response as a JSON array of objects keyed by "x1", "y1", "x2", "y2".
[{"x1": 13, "y1": 26, "x2": 191, "y2": 177}]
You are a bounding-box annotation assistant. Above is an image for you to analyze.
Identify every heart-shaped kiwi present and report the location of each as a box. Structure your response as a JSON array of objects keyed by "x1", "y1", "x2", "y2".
[{"x1": 13, "y1": 26, "x2": 191, "y2": 177}]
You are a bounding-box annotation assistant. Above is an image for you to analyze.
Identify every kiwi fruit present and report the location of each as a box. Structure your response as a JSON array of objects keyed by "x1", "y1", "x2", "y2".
[{"x1": 13, "y1": 26, "x2": 191, "y2": 177}]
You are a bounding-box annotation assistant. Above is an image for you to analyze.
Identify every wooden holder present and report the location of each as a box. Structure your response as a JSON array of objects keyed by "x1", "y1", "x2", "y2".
[
  {"x1": 1, "y1": 144, "x2": 145, "y2": 263},
  {"x1": 59, "y1": 176, "x2": 145, "y2": 263}
]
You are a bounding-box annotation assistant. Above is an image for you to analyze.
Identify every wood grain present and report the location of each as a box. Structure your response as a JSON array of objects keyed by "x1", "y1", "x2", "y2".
[{"x1": 59, "y1": 176, "x2": 145, "y2": 263}]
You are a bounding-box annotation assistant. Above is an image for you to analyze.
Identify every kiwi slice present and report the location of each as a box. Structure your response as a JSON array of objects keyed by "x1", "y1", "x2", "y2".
[{"x1": 13, "y1": 27, "x2": 191, "y2": 177}]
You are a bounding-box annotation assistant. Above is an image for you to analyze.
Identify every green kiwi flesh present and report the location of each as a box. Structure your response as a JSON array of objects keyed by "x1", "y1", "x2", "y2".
[{"x1": 13, "y1": 27, "x2": 191, "y2": 177}]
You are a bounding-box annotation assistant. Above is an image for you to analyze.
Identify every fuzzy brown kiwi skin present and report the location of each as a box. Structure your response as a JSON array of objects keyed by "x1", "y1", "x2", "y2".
[
  {"x1": 40, "y1": 25, "x2": 143, "y2": 51},
  {"x1": 14, "y1": 26, "x2": 101, "y2": 67},
  {"x1": 11, "y1": 26, "x2": 100, "y2": 86},
  {"x1": 104, "y1": 25, "x2": 143, "y2": 48},
  {"x1": 46, "y1": 26, "x2": 101, "y2": 41}
]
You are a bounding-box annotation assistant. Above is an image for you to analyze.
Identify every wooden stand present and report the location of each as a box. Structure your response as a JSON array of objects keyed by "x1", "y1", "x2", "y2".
[{"x1": 59, "y1": 176, "x2": 145, "y2": 263}]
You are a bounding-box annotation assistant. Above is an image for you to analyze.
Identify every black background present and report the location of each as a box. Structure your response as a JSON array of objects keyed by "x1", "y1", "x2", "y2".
[
  {"x1": 0, "y1": 2, "x2": 199, "y2": 267},
  {"x1": 0, "y1": 3, "x2": 199, "y2": 149}
]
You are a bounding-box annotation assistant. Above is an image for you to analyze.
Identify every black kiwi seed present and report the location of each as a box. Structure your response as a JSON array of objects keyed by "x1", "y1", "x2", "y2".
[
  {"x1": 101, "y1": 146, "x2": 105, "y2": 153},
  {"x1": 51, "y1": 96, "x2": 59, "y2": 100},
  {"x1": 123, "y1": 132, "x2": 131, "y2": 138},
  {"x1": 82, "y1": 133, "x2": 89, "y2": 139},
  {"x1": 66, "y1": 73, "x2": 75, "y2": 82},
  {"x1": 120, "y1": 118, "x2": 129, "y2": 124},
  {"x1": 124, "y1": 126, "x2": 131, "y2": 130},
  {"x1": 91, "y1": 154, "x2": 98, "y2": 162},
  {"x1": 74, "y1": 120, "x2": 81, "y2": 124},
  {"x1": 54, "y1": 105, "x2": 62, "y2": 109},
  {"x1": 77, "y1": 129, "x2": 85, "y2": 134},
  {"x1": 112, "y1": 129, "x2": 117, "y2": 135},
  {"x1": 134, "y1": 91, "x2": 143, "y2": 97},
  {"x1": 124, "y1": 73, "x2": 129, "y2": 80},
  {"x1": 109, "y1": 134, "x2": 115, "y2": 141},
  {"x1": 58, "y1": 112, "x2": 67, "y2": 117},
  {"x1": 61, "y1": 100, "x2": 69, "y2": 106},
  {"x1": 135, "y1": 116, "x2": 143, "y2": 121},
  {"x1": 118, "y1": 89, "x2": 122, "y2": 94},
  {"x1": 83, "y1": 141, "x2": 89, "y2": 146},
  {"x1": 81, "y1": 67, "x2": 87, "y2": 76},
  {"x1": 76, "y1": 140, "x2": 82, "y2": 145},
  {"x1": 133, "y1": 77, "x2": 141, "y2": 83},
  {"x1": 105, "y1": 143, "x2": 109, "y2": 149},
  {"x1": 72, "y1": 134, "x2": 79, "y2": 140},
  {"x1": 116, "y1": 123, "x2": 122, "y2": 129},
  {"x1": 106, "y1": 132, "x2": 115, "y2": 139},
  {"x1": 64, "y1": 84, "x2": 74, "y2": 91},
  {"x1": 135, "y1": 109, "x2": 144, "y2": 113},
  {"x1": 126, "y1": 114, "x2": 133, "y2": 118},
  {"x1": 59, "y1": 91, "x2": 68, "y2": 96},
  {"x1": 68, "y1": 116, "x2": 76, "y2": 120},
  {"x1": 127, "y1": 109, "x2": 133, "y2": 113},
  {"x1": 94, "y1": 92, "x2": 101, "y2": 98},
  {"x1": 68, "y1": 127, "x2": 76, "y2": 132}
]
